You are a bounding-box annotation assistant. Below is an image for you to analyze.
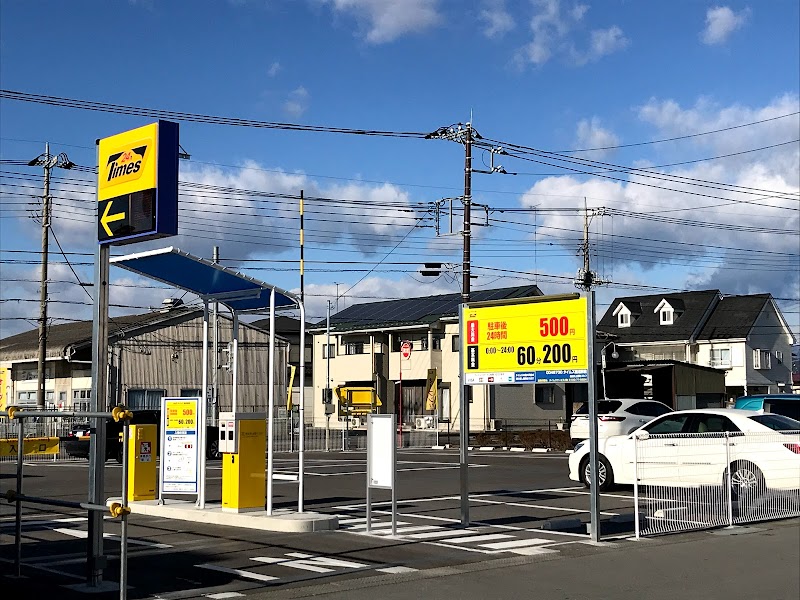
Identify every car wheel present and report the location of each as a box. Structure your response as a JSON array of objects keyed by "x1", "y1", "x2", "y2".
[
  {"x1": 206, "y1": 439, "x2": 221, "y2": 460},
  {"x1": 580, "y1": 455, "x2": 614, "y2": 492},
  {"x1": 727, "y1": 461, "x2": 765, "y2": 501}
]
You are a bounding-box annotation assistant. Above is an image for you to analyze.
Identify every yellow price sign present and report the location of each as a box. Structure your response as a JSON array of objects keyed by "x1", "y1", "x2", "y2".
[
  {"x1": 462, "y1": 296, "x2": 589, "y2": 384},
  {"x1": 166, "y1": 401, "x2": 197, "y2": 430}
]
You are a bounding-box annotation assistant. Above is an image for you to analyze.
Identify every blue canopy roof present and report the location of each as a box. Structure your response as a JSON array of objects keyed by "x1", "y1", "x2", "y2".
[{"x1": 110, "y1": 246, "x2": 299, "y2": 313}]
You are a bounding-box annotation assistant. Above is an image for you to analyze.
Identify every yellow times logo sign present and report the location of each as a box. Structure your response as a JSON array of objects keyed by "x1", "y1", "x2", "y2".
[{"x1": 98, "y1": 123, "x2": 158, "y2": 201}]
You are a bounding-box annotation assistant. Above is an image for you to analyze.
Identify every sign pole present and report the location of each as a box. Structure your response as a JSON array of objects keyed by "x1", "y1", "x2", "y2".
[
  {"x1": 459, "y1": 303, "x2": 469, "y2": 526},
  {"x1": 88, "y1": 241, "x2": 109, "y2": 586},
  {"x1": 585, "y1": 290, "x2": 600, "y2": 542}
]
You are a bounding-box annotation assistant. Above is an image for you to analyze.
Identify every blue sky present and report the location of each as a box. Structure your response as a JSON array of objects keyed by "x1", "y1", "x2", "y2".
[{"x1": 1, "y1": 0, "x2": 798, "y2": 339}]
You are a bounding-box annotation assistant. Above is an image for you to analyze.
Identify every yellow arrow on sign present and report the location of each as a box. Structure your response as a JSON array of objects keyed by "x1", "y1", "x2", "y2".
[{"x1": 101, "y1": 201, "x2": 126, "y2": 236}]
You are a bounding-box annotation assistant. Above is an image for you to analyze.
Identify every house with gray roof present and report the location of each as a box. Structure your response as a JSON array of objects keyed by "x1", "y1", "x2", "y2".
[{"x1": 599, "y1": 290, "x2": 795, "y2": 401}]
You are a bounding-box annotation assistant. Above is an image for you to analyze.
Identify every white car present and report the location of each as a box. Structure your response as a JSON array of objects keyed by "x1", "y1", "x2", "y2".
[
  {"x1": 569, "y1": 409, "x2": 800, "y2": 495},
  {"x1": 570, "y1": 398, "x2": 673, "y2": 446}
]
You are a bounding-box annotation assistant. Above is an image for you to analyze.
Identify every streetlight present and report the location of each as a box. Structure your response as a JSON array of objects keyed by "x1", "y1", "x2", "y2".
[{"x1": 600, "y1": 342, "x2": 619, "y2": 402}]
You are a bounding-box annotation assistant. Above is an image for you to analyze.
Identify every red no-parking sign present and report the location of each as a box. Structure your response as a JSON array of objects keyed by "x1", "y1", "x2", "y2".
[{"x1": 400, "y1": 341, "x2": 412, "y2": 360}]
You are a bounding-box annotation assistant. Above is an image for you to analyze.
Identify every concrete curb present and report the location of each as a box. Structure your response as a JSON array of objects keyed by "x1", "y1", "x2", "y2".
[{"x1": 114, "y1": 498, "x2": 338, "y2": 533}]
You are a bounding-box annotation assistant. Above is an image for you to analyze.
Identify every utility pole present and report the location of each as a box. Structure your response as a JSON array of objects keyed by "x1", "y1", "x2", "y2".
[
  {"x1": 575, "y1": 199, "x2": 607, "y2": 291},
  {"x1": 426, "y1": 120, "x2": 506, "y2": 527},
  {"x1": 28, "y1": 144, "x2": 74, "y2": 408}
]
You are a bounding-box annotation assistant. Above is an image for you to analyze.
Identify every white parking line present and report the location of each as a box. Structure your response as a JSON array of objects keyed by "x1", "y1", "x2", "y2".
[
  {"x1": 406, "y1": 529, "x2": 481, "y2": 540},
  {"x1": 479, "y1": 538, "x2": 552, "y2": 550},
  {"x1": 440, "y1": 533, "x2": 513, "y2": 544},
  {"x1": 196, "y1": 563, "x2": 278, "y2": 582}
]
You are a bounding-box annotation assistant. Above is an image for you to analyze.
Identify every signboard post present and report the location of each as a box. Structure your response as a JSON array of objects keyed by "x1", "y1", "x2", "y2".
[
  {"x1": 458, "y1": 293, "x2": 591, "y2": 528},
  {"x1": 366, "y1": 414, "x2": 396, "y2": 536},
  {"x1": 159, "y1": 397, "x2": 203, "y2": 499}
]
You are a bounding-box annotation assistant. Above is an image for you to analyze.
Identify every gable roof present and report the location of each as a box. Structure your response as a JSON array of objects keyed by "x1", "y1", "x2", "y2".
[
  {"x1": 0, "y1": 308, "x2": 202, "y2": 362},
  {"x1": 314, "y1": 285, "x2": 543, "y2": 333},
  {"x1": 696, "y1": 294, "x2": 771, "y2": 340},
  {"x1": 598, "y1": 290, "x2": 720, "y2": 343}
]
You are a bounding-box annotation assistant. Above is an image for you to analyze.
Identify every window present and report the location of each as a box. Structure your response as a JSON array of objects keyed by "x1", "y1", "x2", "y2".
[
  {"x1": 575, "y1": 400, "x2": 623, "y2": 415},
  {"x1": 451, "y1": 335, "x2": 460, "y2": 352},
  {"x1": 691, "y1": 414, "x2": 740, "y2": 434},
  {"x1": 420, "y1": 337, "x2": 429, "y2": 351},
  {"x1": 644, "y1": 414, "x2": 690, "y2": 434},
  {"x1": 181, "y1": 388, "x2": 202, "y2": 397},
  {"x1": 534, "y1": 386, "x2": 555, "y2": 404},
  {"x1": 628, "y1": 402, "x2": 672, "y2": 417},
  {"x1": 72, "y1": 389, "x2": 91, "y2": 411},
  {"x1": 345, "y1": 342, "x2": 364, "y2": 355},
  {"x1": 749, "y1": 414, "x2": 800, "y2": 431},
  {"x1": 709, "y1": 348, "x2": 731, "y2": 368},
  {"x1": 660, "y1": 309, "x2": 673, "y2": 325},
  {"x1": 17, "y1": 391, "x2": 37, "y2": 407},
  {"x1": 753, "y1": 349, "x2": 771, "y2": 370},
  {"x1": 322, "y1": 344, "x2": 335, "y2": 359},
  {"x1": 432, "y1": 335, "x2": 443, "y2": 351},
  {"x1": 775, "y1": 350, "x2": 783, "y2": 364},
  {"x1": 127, "y1": 389, "x2": 165, "y2": 410},
  {"x1": 618, "y1": 312, "x2": 630, "y2": 328}
]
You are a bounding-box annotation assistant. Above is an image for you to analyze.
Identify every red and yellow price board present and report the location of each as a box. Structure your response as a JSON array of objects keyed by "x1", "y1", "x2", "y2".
[
  {"x1": 166, "y1": 400, "x2": 197, "y2": 429},
  {"x1": 462, "y1": 296, "x2": 589, "y2": 385}
]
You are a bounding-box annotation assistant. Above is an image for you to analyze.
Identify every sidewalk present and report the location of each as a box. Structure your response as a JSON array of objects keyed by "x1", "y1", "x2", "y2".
[{"x1": 259, "y1": 520, "x2": 800, "y2": 600}]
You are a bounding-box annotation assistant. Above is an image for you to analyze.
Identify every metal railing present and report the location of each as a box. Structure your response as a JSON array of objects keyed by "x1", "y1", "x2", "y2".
[
  {"x1": 0, "y1": 407, "x2": 132, "y2": 598},
  {"x1": 634, "y1": 430, "x2": 800, "y2": 538}
]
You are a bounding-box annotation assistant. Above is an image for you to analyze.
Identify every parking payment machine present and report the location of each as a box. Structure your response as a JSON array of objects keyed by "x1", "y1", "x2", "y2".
[
  {"x1": 220, "y1": 412, "x2": 266, "y2": 512},
  {"x1": 127, "y1": 424, "x2": 157, "y2": 501}
]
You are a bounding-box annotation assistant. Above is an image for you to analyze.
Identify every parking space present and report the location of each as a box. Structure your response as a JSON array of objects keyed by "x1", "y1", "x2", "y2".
[{"x1": 1, "y1": 449, "x2": 646, "y2": 597}]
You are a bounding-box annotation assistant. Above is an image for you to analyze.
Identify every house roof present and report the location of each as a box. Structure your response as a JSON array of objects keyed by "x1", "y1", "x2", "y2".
[
  {"x1": 0, "y1": 307, "x2": 201, "y2": 362},
  {"x1": 0, "y1": 306, "x2": 288, "y2": 363},
  {"x1": 599, "y1": 290, "x2": 784, "y2": 344},
  {"x1": 313, "y1": 285, "x2": 543, "y2": 333},
  {"x1": 250, "y1": 316, "x2": 313, "y2": 339},
  {"x1": 598, "y1": 290, "x2": 720, "y2": 343},
  {"x1": 696, "y1": 294, "x2": 771, "y2": 340}
]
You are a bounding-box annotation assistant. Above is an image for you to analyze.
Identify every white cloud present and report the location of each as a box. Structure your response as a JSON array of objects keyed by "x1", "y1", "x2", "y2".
[
  {"x1": 701, "y1": 6, "x2": 750, "y2": 45},
  {"x1": 574, "y1": 117, "x2": 620, "y2": 159},
  {"x1": 267, "y1": 61, "x2": 281, "y2": 77},
  {"x1": 518, "y1": 95, "x2": 800, "y2": 301},
  {"x1": 516, "y1": 0, "x2": 627, "y2": 67},
  {"x1": 323, "y1": 0, "x2": 442, "y2": 44},
  {"x1": 480, "y1": 0, "x2": 516, "y2": 39},
  {"x1": 284, "y1": 86, "x2": 310, "y2": 118}
]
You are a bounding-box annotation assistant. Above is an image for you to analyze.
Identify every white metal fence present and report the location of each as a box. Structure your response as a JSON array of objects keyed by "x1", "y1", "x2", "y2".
[{"x1": 634, "y1": 431, "x2": 800, "y2": 537}]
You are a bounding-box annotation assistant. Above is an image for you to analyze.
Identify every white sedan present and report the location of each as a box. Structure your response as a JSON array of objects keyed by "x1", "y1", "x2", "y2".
[
  {"x1": 569, "y1": 398, "x2": 673, "y2": 445},
  {"x1": 568, "y1": 409, "x2": 800, "y2": 495}
]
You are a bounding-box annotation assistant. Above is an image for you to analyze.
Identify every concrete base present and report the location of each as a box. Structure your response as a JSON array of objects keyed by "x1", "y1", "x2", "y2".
[
  {"x1": 107, "y1": 498, "x2": 338, "y2": 533},
  {"x1": 64, "y1": 581, "x2": 121, "y2": 593}
]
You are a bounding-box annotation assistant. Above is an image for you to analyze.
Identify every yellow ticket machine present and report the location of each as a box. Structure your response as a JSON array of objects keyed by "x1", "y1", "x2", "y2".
[
  {"x1": 127, "y1": 424, "x2": 157, "y2": 501},
  {"x1": 220, "y1": 412, "x2": 266, "y2": 512}
]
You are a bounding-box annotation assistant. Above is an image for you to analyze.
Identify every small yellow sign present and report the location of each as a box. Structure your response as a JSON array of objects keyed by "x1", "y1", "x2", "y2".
[
  {"x1": 98, "y1": 123, "x2": 158, "y2": 202},
  {"x1": 166, "y1": 400, "x2": 196, "y2": 429},
  {"x1": 0, "y1": 366, "x2": 8, "y2": 411},
  {"x1": 0, "y1": 437, "x2": 60, "y2": 457}
]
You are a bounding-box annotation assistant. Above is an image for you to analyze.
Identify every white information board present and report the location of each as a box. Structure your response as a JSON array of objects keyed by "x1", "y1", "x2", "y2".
[
  {"x1": 160, "y1": 396, "x2": 200, "y2": 494},
  {"x1": 367, "y1": 414, "x2": 395, "y2": 489}
]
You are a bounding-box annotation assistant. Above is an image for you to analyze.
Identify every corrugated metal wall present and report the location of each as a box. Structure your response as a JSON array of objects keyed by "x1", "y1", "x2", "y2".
[{"x1": 115, "y1": 314, "x2": 287, "y2": 412}]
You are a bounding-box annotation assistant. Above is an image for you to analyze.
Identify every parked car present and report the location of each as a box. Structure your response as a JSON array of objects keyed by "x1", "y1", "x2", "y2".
[
  {"x1": 734, "y1": 394, "x2": 800, "y2": 420},
  {"x1": 569, "y1": 398, "x2": 673, "y2": 446},
  {"x1": 64, "y1": 410, "x2": 221, "y2": 461},
  {"x1": 568, "y1": 409, "x2": 800, "y2": 495}
]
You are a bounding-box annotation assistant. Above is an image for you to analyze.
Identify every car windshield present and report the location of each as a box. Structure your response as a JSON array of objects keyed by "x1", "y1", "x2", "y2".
[
  {"x1": 748, "y1": 414, "x2": 800, "y2": 431},
  {"x1": 575, "y1": 401, "x2": 623, "y2": 415}
]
